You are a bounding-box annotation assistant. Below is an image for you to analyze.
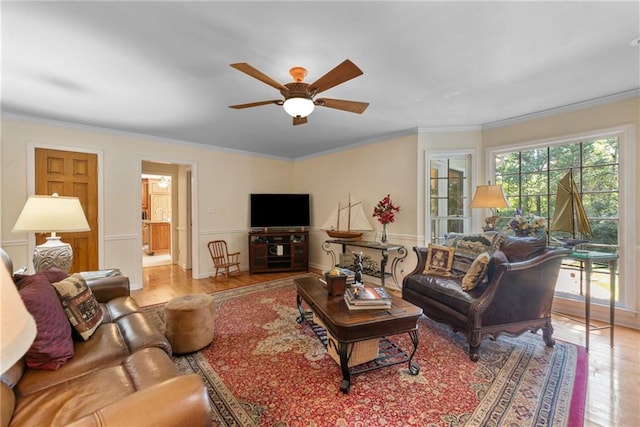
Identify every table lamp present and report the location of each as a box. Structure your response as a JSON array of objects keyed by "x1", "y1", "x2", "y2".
[
  {"x1": 469, "y1": 184, "x2": 510, "y2": 231},
  {"x1": 1, "y1": 263, "x2": 37, "y2": 373},
  {"x1": 12, "y1": 193, "x2": 90, "y2": 273}
]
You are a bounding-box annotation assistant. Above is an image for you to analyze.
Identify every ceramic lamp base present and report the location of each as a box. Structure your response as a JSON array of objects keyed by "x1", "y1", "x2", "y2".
[{"x1": 33, "y1": 236, "x2": 73, "y2": 273}]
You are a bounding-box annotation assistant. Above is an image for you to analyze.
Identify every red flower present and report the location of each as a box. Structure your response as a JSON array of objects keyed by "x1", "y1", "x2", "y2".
[{"x1": 372, "y1": 194, "x2": 400, "y2": 225}]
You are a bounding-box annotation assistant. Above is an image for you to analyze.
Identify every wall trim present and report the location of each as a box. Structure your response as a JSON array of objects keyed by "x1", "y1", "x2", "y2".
[{"x1": 481, "y1": 89, "x2": 640, "y2": 130}]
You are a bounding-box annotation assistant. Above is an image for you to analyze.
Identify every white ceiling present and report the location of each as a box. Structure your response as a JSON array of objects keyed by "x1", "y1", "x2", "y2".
[{"x1": 2, "y1": 1, "x2": 639, "y2": 160}]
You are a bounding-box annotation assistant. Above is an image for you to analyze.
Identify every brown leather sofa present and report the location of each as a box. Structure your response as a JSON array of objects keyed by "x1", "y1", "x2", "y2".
[
  {"x1": 1, "y1": 249, "x2": 212, "y2": 427},
  {"x1": 402, "y1": 235, "x2": 571, "y2": 361}
]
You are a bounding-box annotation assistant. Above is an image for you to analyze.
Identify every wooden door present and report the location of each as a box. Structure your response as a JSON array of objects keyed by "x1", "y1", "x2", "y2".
[{"x1": 35, "y1": 148, "x2": 98, "y2": 272}]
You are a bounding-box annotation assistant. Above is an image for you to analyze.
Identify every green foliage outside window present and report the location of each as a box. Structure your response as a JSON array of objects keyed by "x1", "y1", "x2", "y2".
[{"x1": 495, "y1": 138, "x2": 619, "y2": 248}]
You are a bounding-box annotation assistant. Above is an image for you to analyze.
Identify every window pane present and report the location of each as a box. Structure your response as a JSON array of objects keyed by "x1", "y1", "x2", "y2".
[
  {"x1": 550, "y1": 144, "x2": 580, "y2": 169},
  {"x1": 583, "y1": 138, "x2": 619, "y2": 166},
  {"x1": 521, "y1": 148, "x2": 547, "y2": 172}
]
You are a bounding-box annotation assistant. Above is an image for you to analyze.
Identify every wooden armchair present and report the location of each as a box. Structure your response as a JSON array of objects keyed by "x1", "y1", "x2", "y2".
[{"x1": 207, "y1": 240, "x2": 241, "y2": 279}]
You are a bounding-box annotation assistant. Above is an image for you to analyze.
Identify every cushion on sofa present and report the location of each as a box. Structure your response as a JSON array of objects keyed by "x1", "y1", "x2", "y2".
[
  {"x1": 423, "y1": 244, "x2": 455, "y2": 276},
  {"x1": 403, "y1": 274, "x2": 486, "y2": 316},
  {"x1": 53, "y1": 273, "x2": 104, "y2": 341},
  {"x1": 500, "y1": 236, "x2": 546, "y2": 262},
  {"x1": 9, "y1": 347, "x2": 180, "y2": 427},
  {"x1": 461, "y1": 252, "x2": 490, "y2": 291},
  {"x1": 444, "y1": 232, "x2": 502, "y2": 277},
  {"x1": 16, "y1": 270, "x2": 75, "y2": 370}
]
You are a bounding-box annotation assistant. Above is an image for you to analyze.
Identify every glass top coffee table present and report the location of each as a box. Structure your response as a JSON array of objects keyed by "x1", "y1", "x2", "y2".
[{"x1": 295, "y1": 276, "x2": 422, "y2": 393}]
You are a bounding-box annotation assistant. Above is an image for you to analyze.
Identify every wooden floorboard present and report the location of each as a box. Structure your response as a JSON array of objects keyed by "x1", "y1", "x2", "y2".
[{"x1": 132, "y1": 264, "x2": 639, "y2": 427}]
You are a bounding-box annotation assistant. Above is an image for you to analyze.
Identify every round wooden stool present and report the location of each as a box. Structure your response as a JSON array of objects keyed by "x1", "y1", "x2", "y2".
[{"x1": 164, "y1": 293, "x2": 215, "y2": 354}]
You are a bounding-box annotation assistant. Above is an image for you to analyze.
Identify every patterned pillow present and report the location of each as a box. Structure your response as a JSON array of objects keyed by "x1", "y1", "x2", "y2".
[
  {"x1": 461, "y1": 252, "x2": 491, "y2": 291},
  {"x1": 422, "y1": 244, "x2": 455, "y2": 276},
  {"x1": 52, "y1": 273, "x2": 104, "y2": 341},
  {"x1": 444, "y1": 233, "x2": 501, "y2": 277},
  {"x1": 16, "y1": 270, "x2": 75, "y2": 370}
]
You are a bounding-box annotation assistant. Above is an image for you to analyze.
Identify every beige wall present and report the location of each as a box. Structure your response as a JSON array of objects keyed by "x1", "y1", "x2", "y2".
[
  {"x1": 1, "y1": 118, "x2": 294, "y2": 288},
  {"x1": 2, "y1": 96, "x2": 638, "y2": 326},
  {"x1": 294, "y1": 134, "x2": 419, "y2": 279}
]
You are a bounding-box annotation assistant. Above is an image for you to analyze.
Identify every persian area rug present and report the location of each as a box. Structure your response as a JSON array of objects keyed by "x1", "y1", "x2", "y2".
[{"x1": 142, "y1": 275, "x2": 587, "y2": 427}]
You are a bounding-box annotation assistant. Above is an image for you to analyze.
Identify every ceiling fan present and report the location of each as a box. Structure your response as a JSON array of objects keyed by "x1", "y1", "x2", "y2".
[{"x1": 228, "y1": 59, "x2": 369, "y2": 126}]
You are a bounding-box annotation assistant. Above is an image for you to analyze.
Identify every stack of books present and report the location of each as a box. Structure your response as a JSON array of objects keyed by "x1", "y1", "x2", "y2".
[
  {"x1": 337, "y1": 268, "x2": 356, "y2": 285},
  {"x1": 344, "y1": 286, "x2": 392, "y2": 310}
]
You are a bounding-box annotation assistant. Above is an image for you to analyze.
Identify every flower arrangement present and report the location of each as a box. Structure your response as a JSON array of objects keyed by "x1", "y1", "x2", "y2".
[
  {"x1": 372, "y1": 194, "x2": 400, "y2": 225},
  {"x1": 504, "y1": 209, "x2": 547, "y2": 237}
]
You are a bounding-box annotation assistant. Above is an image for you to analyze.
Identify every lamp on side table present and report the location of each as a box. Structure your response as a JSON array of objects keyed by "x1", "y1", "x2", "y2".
[
  {"x1": 470, "y1": 183, "x2": 510, "y2": 232},
  {"x1": 12, "y1": 193, "x2": 90, "y2": 273}
]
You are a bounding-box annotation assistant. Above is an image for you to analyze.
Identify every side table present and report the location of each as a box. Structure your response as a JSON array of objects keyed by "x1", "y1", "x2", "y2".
[
  {"x1": 566, "y1": 250, "x2": 618, "y2": 351},
  {"x1": 322, "y1": 239, "x2": 407, "y2": 287}
]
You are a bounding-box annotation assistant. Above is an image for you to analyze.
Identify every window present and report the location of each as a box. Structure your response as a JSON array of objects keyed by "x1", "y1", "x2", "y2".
[
  {"x1": 427, "y1": 154, "x2": 471, "y2": 244},
  {"x1": 490, "y1": 126, "x2": 636, "y2": 310},
  {"x1": 495, "y1": 137, "x2": 619, "y2": 246}
]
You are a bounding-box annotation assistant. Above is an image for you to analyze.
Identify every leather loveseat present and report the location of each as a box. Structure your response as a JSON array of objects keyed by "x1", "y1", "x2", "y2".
[
  {"x1": 402, "y1": 234, "x2": 570, "y2": 361},
  {"x1": 1, "y1": 249, "x2": 212, "y2": 427}
]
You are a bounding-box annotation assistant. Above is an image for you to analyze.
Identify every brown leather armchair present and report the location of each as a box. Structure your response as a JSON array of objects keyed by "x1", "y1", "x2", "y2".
[{"x1": 403, "y1": 241, "x2": 570, "y2": 361}]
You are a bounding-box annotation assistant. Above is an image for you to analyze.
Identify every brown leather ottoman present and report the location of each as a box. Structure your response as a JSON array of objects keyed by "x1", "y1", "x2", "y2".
[{"x1": 164, "y1": 293, "x2": 215, "y2": 354}]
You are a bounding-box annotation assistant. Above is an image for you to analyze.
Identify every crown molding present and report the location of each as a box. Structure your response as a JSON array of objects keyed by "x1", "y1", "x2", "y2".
[{"x1": 481, "y1": 89, "x2": 640, "y2": 130}]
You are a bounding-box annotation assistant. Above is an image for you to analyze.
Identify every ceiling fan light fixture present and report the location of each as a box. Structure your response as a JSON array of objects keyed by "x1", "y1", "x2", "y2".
[{"x1": 283, "y1": 97, "x2": 314, "y2": 118}]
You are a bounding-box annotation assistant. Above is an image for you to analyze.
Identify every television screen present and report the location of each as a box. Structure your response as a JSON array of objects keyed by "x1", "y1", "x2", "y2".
[{"x1": 250, "y1": 194, "x2": 310, "y2": 228}]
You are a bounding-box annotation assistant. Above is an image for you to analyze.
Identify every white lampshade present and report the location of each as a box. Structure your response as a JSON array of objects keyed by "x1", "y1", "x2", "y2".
[
  {"x1": 283, "y1": 97, "x2": 315, "y2": 118},
  {"x1": 470, "y1": 185, "x2": 510, "y2": 209},
  {"x1": 13, "y1": 194, "x2": 90, "y2": 272},
  {"x1": 1, "y1": 263, "x2": 36, "y2": 373},
  {"x1": 13, "y1": 194, "x2": 90, "y2": 233}
]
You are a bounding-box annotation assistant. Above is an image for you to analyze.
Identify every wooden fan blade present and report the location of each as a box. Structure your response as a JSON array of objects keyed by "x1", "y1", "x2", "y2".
[
  {"x1": 228, "y1": 100, "x2": 282, "y2": 109},
  {"x1": 293, "y1": 116, "x2": 308, "y2": 126},
  {"x1": 230, "y1": 63, "x2": 288, "y2": 91},
  {"x1": 308, "y1": 59, "x2": 363, "y2": 94},
  {"x1": 315, "y1": 98, "x2": 369, "y2": 114}
]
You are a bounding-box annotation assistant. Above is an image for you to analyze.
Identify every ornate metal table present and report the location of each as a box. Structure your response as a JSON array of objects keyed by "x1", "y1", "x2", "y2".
[{"x1": 322, "y1": 239, "x2": 407, "y2": 287}]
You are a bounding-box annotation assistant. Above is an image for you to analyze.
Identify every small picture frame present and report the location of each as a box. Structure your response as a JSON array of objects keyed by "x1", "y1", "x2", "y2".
[{"x1": 424, "y1": 244, "x2": 455, "y2": 276}]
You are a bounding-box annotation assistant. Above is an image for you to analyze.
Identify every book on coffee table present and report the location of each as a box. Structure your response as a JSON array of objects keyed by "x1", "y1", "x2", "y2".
[
  {"x1": 343, "y1": 294, "x2": 391, "y2": 310},
  {"x1": 345, "y1": 287, "x2": 392, "y2": 305}
]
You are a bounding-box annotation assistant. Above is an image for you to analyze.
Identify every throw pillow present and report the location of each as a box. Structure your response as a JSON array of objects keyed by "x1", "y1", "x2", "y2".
[
  {"x1": 52, "y1": 273, "x2": 104, "y2": 341},
  {"x1": 16, "y1": 270, "x2": 74, "y2": 370},
  {"x1": 461, "y1": 252, "x2": 491, "y2": 291},
  {"x1": 444, "y1": 233, "x2": 499, "y2": 277},
  {"x1": 423, "y1": 244, "x2": 455, "y2": 276}
]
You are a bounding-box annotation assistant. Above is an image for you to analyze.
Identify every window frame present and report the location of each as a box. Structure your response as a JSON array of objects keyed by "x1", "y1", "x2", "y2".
[
  {"x1": 425, "y1": 150, "x2": 476, "y2": 246},
  {"x1": 486, "y1": 125, "x2": 637, "y2": 310}
]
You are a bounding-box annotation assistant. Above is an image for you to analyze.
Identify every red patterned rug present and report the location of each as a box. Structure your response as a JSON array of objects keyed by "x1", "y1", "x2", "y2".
[{"x1": 143, "y1": 275, "x2": 587, "y2": 426}]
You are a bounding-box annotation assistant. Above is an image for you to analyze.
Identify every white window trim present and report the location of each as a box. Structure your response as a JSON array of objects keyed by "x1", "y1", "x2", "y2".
[
  {"x1": 486, "y1": 124, "x2": 637, "y2": 311},
  {"x1": 425, "y1": 149, "x2": 478, "y2": 246}
]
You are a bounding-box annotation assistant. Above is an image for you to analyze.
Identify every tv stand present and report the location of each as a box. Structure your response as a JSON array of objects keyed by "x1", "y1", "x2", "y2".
[{"x1": 248, "y1": 230, "x2": 309, "y2": 274}]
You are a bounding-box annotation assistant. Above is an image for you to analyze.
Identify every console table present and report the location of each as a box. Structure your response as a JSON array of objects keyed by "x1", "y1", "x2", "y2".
[
  {"x1": 322, "y1": 239, "x2": 407, "y2": 287},
  {"x1": 567, "y1": 250, "x2": 618, "y2": 351}
]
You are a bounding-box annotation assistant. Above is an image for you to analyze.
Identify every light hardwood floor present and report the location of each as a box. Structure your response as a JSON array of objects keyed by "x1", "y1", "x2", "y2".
[{"x1": 132, "y1": 265, "x2": 639, "y2": 427}]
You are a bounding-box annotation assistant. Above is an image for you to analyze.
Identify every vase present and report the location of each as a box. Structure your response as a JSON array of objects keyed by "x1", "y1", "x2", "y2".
[{"x1": 381, "y1": 224, "x2": 388, "y2": 243}]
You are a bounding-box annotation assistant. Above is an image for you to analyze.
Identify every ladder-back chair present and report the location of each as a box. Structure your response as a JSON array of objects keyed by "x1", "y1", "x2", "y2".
[{"x1": 207, "y1": 240, "x2": 241, "y2": 279}]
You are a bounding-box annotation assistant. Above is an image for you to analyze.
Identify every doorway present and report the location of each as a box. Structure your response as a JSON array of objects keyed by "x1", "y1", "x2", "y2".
[
  {"x1": 35, "y1": 147, "x2": 99, "y2": 272},
  {"x1": 140, "y1": 160, "x2": 195, "y2": 282},
  {"x1": 141, "y1": 174, "x2": 172, "y2": 267}
]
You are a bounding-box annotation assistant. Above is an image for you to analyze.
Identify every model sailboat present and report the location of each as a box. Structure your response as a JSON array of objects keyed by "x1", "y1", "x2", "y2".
[
  {"x1": 551, "y1": 169, "x2": 592, "y2": 248},
  {"x1": 321, "y1": 194, "x2": 373, "y2": 240}
]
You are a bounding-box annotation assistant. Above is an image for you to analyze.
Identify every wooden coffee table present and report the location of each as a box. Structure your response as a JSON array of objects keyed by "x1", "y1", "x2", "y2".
[{"x1": 295, "y1": 276, "x2": 422, "y2": 393}]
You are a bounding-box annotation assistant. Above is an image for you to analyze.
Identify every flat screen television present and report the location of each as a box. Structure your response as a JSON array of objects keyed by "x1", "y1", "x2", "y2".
[{"x1": 250, "y1": 193, "x2": 310, "y2": 228}]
